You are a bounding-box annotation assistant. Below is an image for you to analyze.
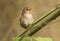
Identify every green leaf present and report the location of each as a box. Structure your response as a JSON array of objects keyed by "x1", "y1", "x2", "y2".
[{"x1": 13, "y1": 37, "x2": 52, "y2": 41}]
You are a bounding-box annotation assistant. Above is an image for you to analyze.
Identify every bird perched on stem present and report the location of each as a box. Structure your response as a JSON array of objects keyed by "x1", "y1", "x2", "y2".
[{"x1": 20, "y1": 7, "x2": 34, "y2": 29}]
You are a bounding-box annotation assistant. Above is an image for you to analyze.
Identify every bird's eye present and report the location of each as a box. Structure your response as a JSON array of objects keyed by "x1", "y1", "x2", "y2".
[{"x1": 26, "y1": 9, "x2": 28, "y2": 10}]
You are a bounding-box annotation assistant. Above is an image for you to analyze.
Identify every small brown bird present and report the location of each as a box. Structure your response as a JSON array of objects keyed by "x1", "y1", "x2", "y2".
[{"x1": 20, "y1": 7, "x2": 34, "y2": 29}]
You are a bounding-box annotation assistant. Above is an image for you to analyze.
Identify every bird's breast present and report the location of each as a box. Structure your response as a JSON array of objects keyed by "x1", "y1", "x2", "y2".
[
  {"x1": 24, "y1": 13, "x2": 33, "y2": 19},
  {"x1": 24, "y1": 13, "x2": 34, "y2": 24}
]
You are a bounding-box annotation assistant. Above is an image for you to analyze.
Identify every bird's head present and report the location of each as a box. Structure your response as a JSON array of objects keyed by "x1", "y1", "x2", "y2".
[{"x1": 22, "y1": 7, "x2": 32, "y2": 14}]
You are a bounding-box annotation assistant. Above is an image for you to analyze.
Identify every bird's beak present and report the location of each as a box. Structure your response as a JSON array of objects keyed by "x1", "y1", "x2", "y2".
[{"x1": 29, "y1": 8, "x2": 32, "y2": 11}]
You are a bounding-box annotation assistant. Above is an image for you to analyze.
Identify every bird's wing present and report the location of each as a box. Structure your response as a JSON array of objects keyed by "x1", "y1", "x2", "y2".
[{"x1": 20, "y1": 18, "x2": 28, "y2": 29}]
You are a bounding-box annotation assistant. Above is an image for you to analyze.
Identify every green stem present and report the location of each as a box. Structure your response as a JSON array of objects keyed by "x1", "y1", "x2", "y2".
[
  {"x1": 18, "y1": 7, "x2": 56, "y2": 37},
  {"x1": 18, "y1": 4, "x2": 60, "y2": 41}
]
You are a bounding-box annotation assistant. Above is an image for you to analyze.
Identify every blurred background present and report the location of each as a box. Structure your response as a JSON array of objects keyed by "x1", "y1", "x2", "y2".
[{"x1": 0, "y1": 0, "x2": 60, "y2": 41}]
